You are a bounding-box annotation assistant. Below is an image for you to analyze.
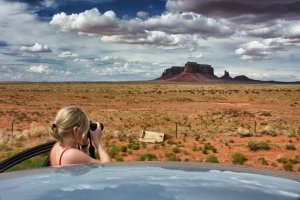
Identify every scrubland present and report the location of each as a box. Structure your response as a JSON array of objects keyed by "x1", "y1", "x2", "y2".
[{"x1": 0, "y1": 82, "x2": 299, "y2": 173}]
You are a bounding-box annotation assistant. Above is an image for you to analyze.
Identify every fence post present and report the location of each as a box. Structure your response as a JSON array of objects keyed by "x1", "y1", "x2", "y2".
[
  {"x1": 175, "y1": 123, "x2": 178, "y2": 139},
  {"x1": 12, "y1": 118, "x2": 14, "y2": 135}
]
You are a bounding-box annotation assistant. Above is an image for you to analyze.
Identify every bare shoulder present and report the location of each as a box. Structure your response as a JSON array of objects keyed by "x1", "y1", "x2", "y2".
[{"x1": 62, "y1": 148, "x2": 97, "y2": 165}]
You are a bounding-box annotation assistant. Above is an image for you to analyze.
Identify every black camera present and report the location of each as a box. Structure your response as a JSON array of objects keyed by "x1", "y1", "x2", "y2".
[
  {"x1": 89, "y1": 121, "x2": 104, "y2": 131},
  {"x1": 86, "y1": 121, "x2": 104, "y2": 159}
]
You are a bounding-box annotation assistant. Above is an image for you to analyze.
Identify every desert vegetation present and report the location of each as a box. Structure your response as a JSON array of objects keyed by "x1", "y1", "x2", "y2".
[{"x1": 0, "y1": 82, "x2": 299, "y2": 173}]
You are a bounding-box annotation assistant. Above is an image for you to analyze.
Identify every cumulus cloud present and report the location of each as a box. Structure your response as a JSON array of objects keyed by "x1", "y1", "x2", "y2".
[
  {"x1": 58, "y1": 51, "x2": 79, "y2": 58},
  {"x1": 50, "y1": 8, "x2": 120, "y2": 35},
  {"x1": 20, "y1": 43, "x2": 52, "y2": 53},
  {"x1": 50, "y1": 8, "x2": 234, "y2": 50},
  {"x1": 235, "y1": 37, "x2": 300, "y2": 61},
  {"x1": 28, "y1": 64, "x2": 49, "y2": 73},
  {"x1": 166, "y1": 0, "x2": 300, "y2": 23}
]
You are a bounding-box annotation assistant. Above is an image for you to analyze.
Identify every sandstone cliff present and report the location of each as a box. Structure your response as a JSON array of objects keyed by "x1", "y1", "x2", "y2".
[{"x1": 158, "y1": 62, "x2": 219, "y2": 82}]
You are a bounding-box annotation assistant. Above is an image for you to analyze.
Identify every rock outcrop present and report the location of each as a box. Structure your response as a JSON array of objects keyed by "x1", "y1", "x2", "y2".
[
  {"x1": 158, "y1": 62, "x2": 219, "y2": 82},
  {"x1": 159, "y1": 66, "x2": 184, "y2": 80},
  {"x1": 156, "y1": 61, "x2": 260, "y2": 83},
  {"x1": 220, "y1": 70, "x2": 233, "y2": 80},
  {"x1": 233, "y1": 75, "x2": 254, "y2": 81}
]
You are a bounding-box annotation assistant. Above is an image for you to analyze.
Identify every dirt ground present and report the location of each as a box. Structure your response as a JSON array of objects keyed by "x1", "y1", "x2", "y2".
[{"x1": 0, "y1": 82, "x2": 299, "y2": 173}]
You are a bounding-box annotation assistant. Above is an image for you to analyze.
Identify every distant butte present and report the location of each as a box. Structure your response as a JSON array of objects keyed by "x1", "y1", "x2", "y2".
[{"x1": 156, "y1": 62, "x2": 256, "y2": 83}]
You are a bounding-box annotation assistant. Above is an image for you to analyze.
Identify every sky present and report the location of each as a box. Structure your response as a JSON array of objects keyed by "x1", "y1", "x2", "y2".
[{"x1": 0, "y1": 0, "x2": 300, "y2": 82}]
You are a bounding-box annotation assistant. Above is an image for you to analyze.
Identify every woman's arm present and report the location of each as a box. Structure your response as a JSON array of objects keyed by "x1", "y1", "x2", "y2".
[{"x1": 96, "y1": 143, "x2": 111, "y2": 162}]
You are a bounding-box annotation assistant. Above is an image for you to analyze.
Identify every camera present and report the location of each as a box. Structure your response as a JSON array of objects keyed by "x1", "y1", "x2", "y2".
[
  {"x1": 89, "y1": 121, "x2": 104, "y2": 131},
  {"x1": 87, "y1": 121, "x2": 104, "y2": 159}
]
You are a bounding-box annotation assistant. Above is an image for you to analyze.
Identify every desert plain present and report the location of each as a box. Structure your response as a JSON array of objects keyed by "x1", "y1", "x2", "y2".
[{"x1": 0, "y1": 82, "x2": 299, "y2": 173}]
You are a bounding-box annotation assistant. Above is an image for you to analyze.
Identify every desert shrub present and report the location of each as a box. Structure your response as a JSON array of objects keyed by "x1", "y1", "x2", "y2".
[
  {"x1": 127, "y1": 142, "x2": 140, "y2": 150},
  {"x1": 165, "y1": 153, "x2": 181, "y2": 161},
  {"x1": 206, "y1": 155, "x2": 219, "y2": 163},
  {"x1": 120, "y1": 145, "x2": 127, "y2": 152},
  {"x1": 231, "y1": 152, "x2": 247, "y2": 165},
  {"x1": 138, "y1": 153, "x2": 157, "y2": 161},
  {"x1": 258, "y1": 157, "x2": 268, "y2": 165},
  {"x1": 141, "y1": 142, "x2": 147, "y2": 149},
  {"x1": 0, "y1": 144, "x2": 12, "y2": 151},
  {"x1": 167, "y1": 140, "x2": 176, "y2": 145},
  {"x1": 108, "y1": 144, "x2": 119, "y2": 158},
  {"x1": 15, "y1": 140, "x2": 23, "y2": 148},
  {"x1": 260, "y1": 125, "x2": 277, "y2": 137},
  {"x1": 247, "y1": 140, "x2": 270, "y2": 151},
  {"x1": 285, "y1": 143, "x2": 296, "y2": 150},
  {"x1": 295, "y1": 154, "x2": 300, "y2": 163},
  {"x1": 287, "y1": 129, "x2": 297, "y2": 137},
  {"x1": 115, "y1": 155, "x2": 124, "y2": 162},
  {"x1": 260, "y1": 111, "x2": 272, "y2": 117},
  {"x1": 172, "y1": 146, "x2": 180, "y2": 153},
  {"x1": 283, "y1": 163, "x2": 293, "y2": 171},
  {"x1": 277, "y1": 157, "x2": 289, "y2": 164},
  {"x1": 194, "y1": 134, "x2": 200, "y2": 141},
  {"x1": 203, "y1": 143, "x2": 217, "y2": 153},
  {"x1": 271, "y1": 162, "x2": 278, "y2": 167}
]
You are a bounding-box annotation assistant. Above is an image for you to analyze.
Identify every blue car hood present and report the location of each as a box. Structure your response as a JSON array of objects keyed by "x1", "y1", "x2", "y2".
[{"x1": 0, "y1": 162, "x2": 299, "y2": 200}]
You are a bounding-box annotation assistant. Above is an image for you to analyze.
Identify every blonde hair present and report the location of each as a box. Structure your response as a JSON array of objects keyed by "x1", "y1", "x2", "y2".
[{"x1": 49, "y1": 107, "x2": 89, "y2": 145}]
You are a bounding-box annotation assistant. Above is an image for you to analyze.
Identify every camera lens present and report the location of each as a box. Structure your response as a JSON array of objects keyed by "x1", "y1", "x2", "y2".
[{"x1": 90, "y1": 122, "x2": 104, "y2": 131}]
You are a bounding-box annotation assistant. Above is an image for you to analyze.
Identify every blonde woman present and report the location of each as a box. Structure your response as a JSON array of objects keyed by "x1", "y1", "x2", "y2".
[{"x1": 48, "y1": 106, "x2": 111, "y2": 166}]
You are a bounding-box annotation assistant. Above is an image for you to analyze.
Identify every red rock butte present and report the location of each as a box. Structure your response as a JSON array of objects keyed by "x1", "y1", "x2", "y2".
[{"x1": 157, "y1": 62, "x2": 254, "y2": 83}]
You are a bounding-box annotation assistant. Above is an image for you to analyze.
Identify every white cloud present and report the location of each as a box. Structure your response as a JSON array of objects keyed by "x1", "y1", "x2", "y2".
[
  {"x1": 20, "y1": 43, "x2": 52, "y2": 53},
  {"x1": 50, "y1": 8, "x2": 234, "y2": 50},
  {"x1": 28, "y1": 64, "x2": 49, "y2": 73},
  {"x1": 137, "y1": 11, "x2": 149, "y2": 19},
  {"x1": 74, "y1": 58, "x2": 89, "y2": 62},
  {"x1": 50, "y1": 8, "x2": 119, "y2": 35},
  {"x1": 235, "y1": 37, "x2": 300, "y2": 61},
  {"x1": 58, "y1": 51, "x2": 79, "y2": 58},
  {"x1": 188, "y1": 53, "x2": 203, "y2": 59},
  {"x1": 94, "y1": 56, "x2": 126, "y2": 63},
  {"x1": 41, "y1": 0, "x2": 56, "y2": 8}
]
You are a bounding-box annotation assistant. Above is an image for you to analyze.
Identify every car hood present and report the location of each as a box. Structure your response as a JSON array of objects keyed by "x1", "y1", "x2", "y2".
[{"x1": 0, "y1": 162, "x2": 300, "y2": 200}]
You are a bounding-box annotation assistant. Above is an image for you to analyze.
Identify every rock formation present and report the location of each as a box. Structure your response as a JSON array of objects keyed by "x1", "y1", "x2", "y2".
[
  {"x1": 157, "y1": 61, "x2": 260, "y2": 83},
  {"x1": 158, "y1": 62, "x2": 219, "y2": 82},
  {"x1": 220, "y1": 70, "x2": 233, "y2": 80},
  {"x1": 159, "y1": 66, "x2": 184, "y2": 80}
]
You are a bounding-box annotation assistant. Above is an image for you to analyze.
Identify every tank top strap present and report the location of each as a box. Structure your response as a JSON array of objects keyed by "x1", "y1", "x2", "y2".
[{"x1": 59, "y1": 148, "x2": 70, "y2": 166}]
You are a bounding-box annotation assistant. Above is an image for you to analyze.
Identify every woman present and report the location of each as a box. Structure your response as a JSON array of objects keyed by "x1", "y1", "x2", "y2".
[{"x1": 48, "y1": 106, "x2": 111, "y2": 166}]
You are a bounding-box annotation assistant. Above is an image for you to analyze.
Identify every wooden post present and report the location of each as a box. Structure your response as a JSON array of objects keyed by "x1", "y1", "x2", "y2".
[
  {"x1": 12, "y1": 119, "x2": 14, "y2": 135},
  {"x1": 175, "y1": 123, "x2": 178, "y2": 139},
  {"x1": 254, "y1": 119, "x2": 257, "y2": 134}
]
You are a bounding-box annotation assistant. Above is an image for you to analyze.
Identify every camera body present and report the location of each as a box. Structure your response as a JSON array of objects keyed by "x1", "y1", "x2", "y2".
[
  {"x1": 87, "y1": 121, "x2": 104, "y2": 138},
  {"x1": 86, "y1": 121, "x2": 104, "y2": 159},
  {"x1": 89, "y1": 121, "x2": 104, "y2": 131}
]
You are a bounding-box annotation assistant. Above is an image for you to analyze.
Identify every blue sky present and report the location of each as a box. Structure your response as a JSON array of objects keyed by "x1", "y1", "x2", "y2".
[{"x1": 1, "y1": 0, "x2": 300, "y2": 82}]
